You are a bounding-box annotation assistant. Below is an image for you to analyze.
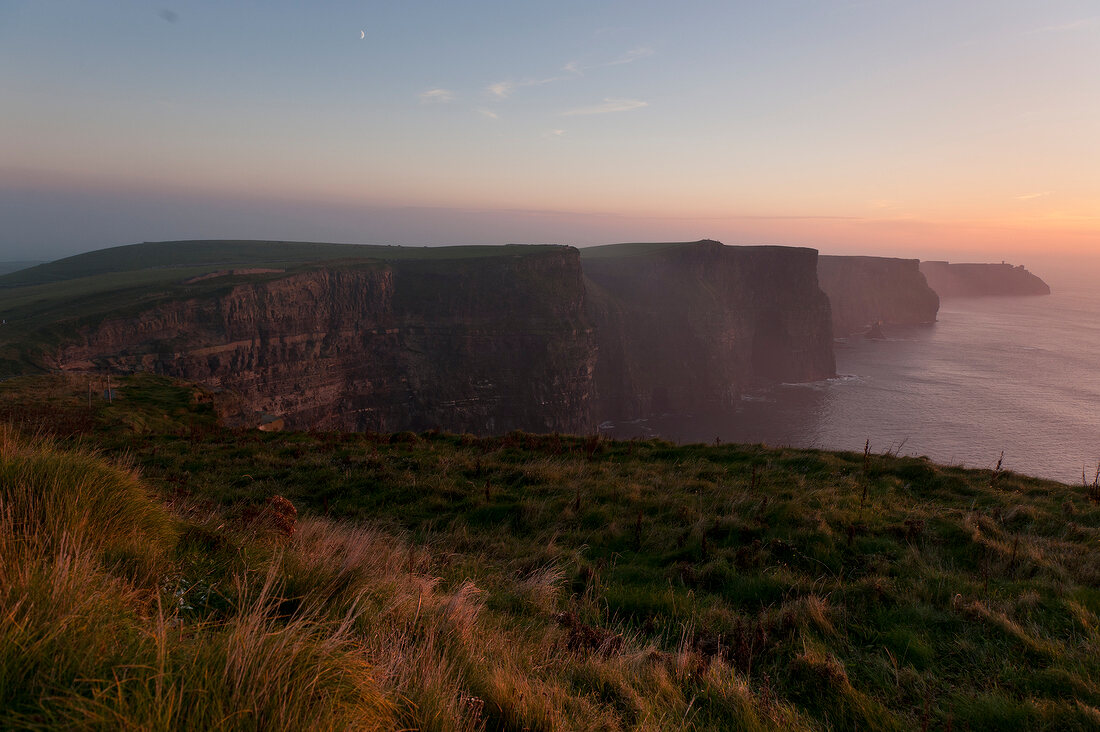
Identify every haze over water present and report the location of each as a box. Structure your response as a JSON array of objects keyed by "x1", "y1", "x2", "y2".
[{"x1": 603, "y1": 290, "x2": 1100, "y2": 485}]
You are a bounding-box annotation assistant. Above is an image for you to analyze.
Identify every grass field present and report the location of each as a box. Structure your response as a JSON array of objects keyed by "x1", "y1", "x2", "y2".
[
  {"x1": 0, "y1": 240, "x2": 565, "y2": 289},
  {"x1": 2, "y1": 372, "x2": 1099, "y2": 729},
  {"x1": 578, "y1": 241, "x2": 705, "y2": 259}
]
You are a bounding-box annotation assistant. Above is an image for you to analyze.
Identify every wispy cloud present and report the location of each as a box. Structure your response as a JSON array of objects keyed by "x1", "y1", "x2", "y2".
[
  {"x1": 1016, "y1": 191, "x2": 1054, "y2": 200},
  {"x1": 486, "y1": 74, "x2": 568, "y2": 99},
  {"x1": 418, "y1": 88, "x2": 455, "y2": 104},
  {"x1": 607, "y1": 46, "x2": 654, "y2": 66},
  {"x1": 561, "y1": 98, "x2": 648, "y2": 116},
  {"x1": 546, "y1": 129, "x2": 566, "y2": 137},
  {"x1": 487, "y1": 81, "x2": 515, "y2": 99},
  {"x1": 476, "y1": 108, "x2": 499, "y2": 119},
  {"x1": 485, "y1": 47, "x2": 654, "y2": 102},
  {"x1": 1032, "y1": 17, "x2": 1098, "y2": 33},
  {"x1": 562, "y1": 46, "x2": 654, "y2": 75}
]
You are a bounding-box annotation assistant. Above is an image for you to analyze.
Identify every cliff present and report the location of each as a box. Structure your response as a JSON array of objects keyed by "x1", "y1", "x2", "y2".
[
  {"x1": 8, "y1": 239, "x2": 840, "y2": 434},
  {"x1": 817, "y1": 255, "x2": 940, "y2": 336},
  {"x1": 919, "y1": 261, "x2": 1051, "y2": 298},
  {"x1": 51, "y1": 248, "x2": 597, "y2": 434},
  {"x1": 581, "y1": 240, "x2": 835, "y2": 419}
]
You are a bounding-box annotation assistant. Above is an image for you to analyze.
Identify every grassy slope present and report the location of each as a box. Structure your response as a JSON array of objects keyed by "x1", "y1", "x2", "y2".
[
  {"x1": 2, "y1": 373, "x2": 1099, "y2": 730},
  {"x1": 579, "y1": 242, "x2": 706, "y2": 259},
  {"x1": 0, "y1": 261, "x2": 43, "y2": 276},
  {"x1": 577, "y1": 241, "x2": 818, "y2": 260},
  {"x1": 0, "y1": 240, "x2": 563, "y2": 288}
]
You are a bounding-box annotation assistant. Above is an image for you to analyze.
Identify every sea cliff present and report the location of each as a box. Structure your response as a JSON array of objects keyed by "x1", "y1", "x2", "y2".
[
  {"x1": 919, "y1": 261, "x2": 1051, "y2": 297},
  {"x1": 9, "y1": 239, "x2": 839, "y2": 434},
  {"x1": 53, "y1": 249, "x2": 597, "y2": 433},
  {"x1": 582, "y1": 240, "x2": 836, "y2": 419},
  {"x1": 817, "y1": 255, "x2": 940, "y2": 336}
]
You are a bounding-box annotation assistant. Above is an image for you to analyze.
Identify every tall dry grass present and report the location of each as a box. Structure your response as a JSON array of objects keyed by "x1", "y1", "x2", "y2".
[
  {"x1": 0, "y1": 425, "x2": 833, "y2": 729},
  {"x1": 0, "y1": 428, "x2": 393, "y2": 730},
  {"x1": 280, "y1": 517, "x2": 803, "y2": 731}
]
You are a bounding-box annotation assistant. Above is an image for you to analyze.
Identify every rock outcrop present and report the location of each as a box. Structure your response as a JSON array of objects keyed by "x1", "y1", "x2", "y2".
[
  {"x1": 582, "y1": 241, "x2": 836, "y2": 419},
  {"x1": 44, "y1": 240, "x2": 840, "y2": 434},
  {"x1": 817, "y1": 256, "x2": 940, "y2": 336},
  {"x1": 919, "y1": 261, "x2": 1051, "y2": 298},
  {"x1": 56, "y1": 249, "x2": 598, "y2": 434}
]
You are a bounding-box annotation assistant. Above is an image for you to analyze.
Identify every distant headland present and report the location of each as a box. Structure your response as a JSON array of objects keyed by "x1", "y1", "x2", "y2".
[{"x1": 919, "y1": 261, "x2": 1051, "y2": 298}]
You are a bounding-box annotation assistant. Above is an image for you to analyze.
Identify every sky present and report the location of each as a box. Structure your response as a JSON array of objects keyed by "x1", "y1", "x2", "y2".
[{"x1": 1, "y1": 0, "x2": 1098, "y2": 280}]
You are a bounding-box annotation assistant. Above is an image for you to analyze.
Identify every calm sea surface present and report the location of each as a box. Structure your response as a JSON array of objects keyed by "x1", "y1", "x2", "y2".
[{"x1": 602, "y1": 289, "x2": 1100, "y2": 484}]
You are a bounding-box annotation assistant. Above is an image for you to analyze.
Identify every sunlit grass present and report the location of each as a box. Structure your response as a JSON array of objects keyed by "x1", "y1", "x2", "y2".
[{"x1": 2, "y1": 374, "x2": 1100, "y2": 729}]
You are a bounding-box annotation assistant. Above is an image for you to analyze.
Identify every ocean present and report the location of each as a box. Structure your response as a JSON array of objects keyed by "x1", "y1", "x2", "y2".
[{"x1": 601, "y1": 289, "x2": 1100, "y2": 485}]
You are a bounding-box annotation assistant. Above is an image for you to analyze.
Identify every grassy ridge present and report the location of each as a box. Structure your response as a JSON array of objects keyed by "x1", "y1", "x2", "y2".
[
  {"x1": 0, "y1": 240, "x2": 565, "y2": 288},
  {"x1": 578, "y1": 241, "x2": 706, "y2": 259},
  {"x1": 0, "y1": 261, "x2": 42, "y2": 276},
  {"x1": 3, "y1": 374, "x2": 1100, "y2": 729}
]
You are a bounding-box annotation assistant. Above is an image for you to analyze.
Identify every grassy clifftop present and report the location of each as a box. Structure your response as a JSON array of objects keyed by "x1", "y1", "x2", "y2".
[
  {"x1": 0, "y1": 240, "x2": 563, "y2": 288},
  {"x1": 2, "y1": 374, "x2": 1100, "y2": 730}
]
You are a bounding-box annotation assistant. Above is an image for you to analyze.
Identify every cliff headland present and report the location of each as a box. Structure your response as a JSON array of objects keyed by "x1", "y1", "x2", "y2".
[
  {"x1": 2, "y1": 243, "x2": 595, "y2": 434},
  {"x1": 0, "y1": 240, "x2": 1054, "y2": 434},
  {"x1": 919, "y1": 260, "x2": 1051, "y2": 298},
  {"x1": 817, "y1": 255, "x2": 940, "y2": 336},
  {"x1": 0, "y1": 239, "x2": 835, "y2": 433},
  {"x1": 583, "y1": 240, "x2": 835, "y2": 418}
]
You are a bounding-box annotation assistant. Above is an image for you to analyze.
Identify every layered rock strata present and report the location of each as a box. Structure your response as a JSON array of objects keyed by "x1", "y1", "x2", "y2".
[
  {"x1": 51, "y1": 240, "x2": 839, "y2": 433},
  {"x1": 57, "y1": 250, "x2": 597, "y2": 433}
]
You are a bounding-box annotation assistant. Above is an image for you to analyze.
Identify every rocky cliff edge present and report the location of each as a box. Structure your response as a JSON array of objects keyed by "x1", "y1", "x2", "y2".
[
  {"x1": 582, "y1": 240, "x2": 836, "y2": 419},
  {"x1": 818, "y1": 255, "x2": 940, "y2": 336},
  {"x1": 919, "y1": 261, "x2": 1051, "y2": 298}
]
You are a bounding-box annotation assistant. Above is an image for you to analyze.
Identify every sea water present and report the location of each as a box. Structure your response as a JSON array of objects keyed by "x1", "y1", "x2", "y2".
[{"x1": 602, "y1": 289, "x2": 1100, "y2": 485}]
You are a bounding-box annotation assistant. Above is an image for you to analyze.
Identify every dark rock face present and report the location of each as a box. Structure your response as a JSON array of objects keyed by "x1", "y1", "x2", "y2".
[
  {"x1": 817, "y1": 256, "x2": 940, "y2": 336},
  {"x1": 54, "y1": 241, "x2": 838, "y2": 434},
  {"x1": 57, "y1": 251, "x2": 597, "y2": 433},
  {"x1": 582, "y1": 241, "x2": 836, "y2": 420},
  {"x1": 919, "y1": 261, "x2": 1051, "y2": 298}
]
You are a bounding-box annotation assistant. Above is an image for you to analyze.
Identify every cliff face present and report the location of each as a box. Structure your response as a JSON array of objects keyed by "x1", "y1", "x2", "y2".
[
  {"x1": 55, "y1": 250, "x2": 597, "y2": 434},
  {"x1": 817, "y1": 256, "x2": 940, "y2": 336},
  {"x1": 919, "y1": 261, "x2": 1051, "y2": 298},
  {"x1": 47, "y1": 240, "x2": 840, "y2": 434},
  {"x1": 582, "y1": 241, "x2": 835, "y2": 420}
]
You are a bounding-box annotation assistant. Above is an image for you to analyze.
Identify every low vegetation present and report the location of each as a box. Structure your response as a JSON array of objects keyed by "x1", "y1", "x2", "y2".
[{"x1": 2, "y1": 373, "x2": 1099, "y2": 730}]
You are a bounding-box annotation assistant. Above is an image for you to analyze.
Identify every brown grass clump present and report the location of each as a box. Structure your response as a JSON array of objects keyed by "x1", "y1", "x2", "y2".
[
  {"x1": 957, "y1": 599, "x2": 1062, "y2": 659},
  {"x1": 0, "y1": 424, "x2": 173, "y2": 576},
  {"x1": 0, "y1": 429, "x2": 394, "y2": 730}
]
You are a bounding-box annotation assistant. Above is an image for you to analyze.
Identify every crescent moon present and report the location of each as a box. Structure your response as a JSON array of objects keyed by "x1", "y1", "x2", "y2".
[{"x1": 360, "y1": 30, "x2": 365, "y2": 39}]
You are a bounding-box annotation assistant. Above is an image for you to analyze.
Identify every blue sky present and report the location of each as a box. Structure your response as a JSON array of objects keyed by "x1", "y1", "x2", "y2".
[{"x1": 2, "y1": 0, "x2": 1098, "y2": 269}]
